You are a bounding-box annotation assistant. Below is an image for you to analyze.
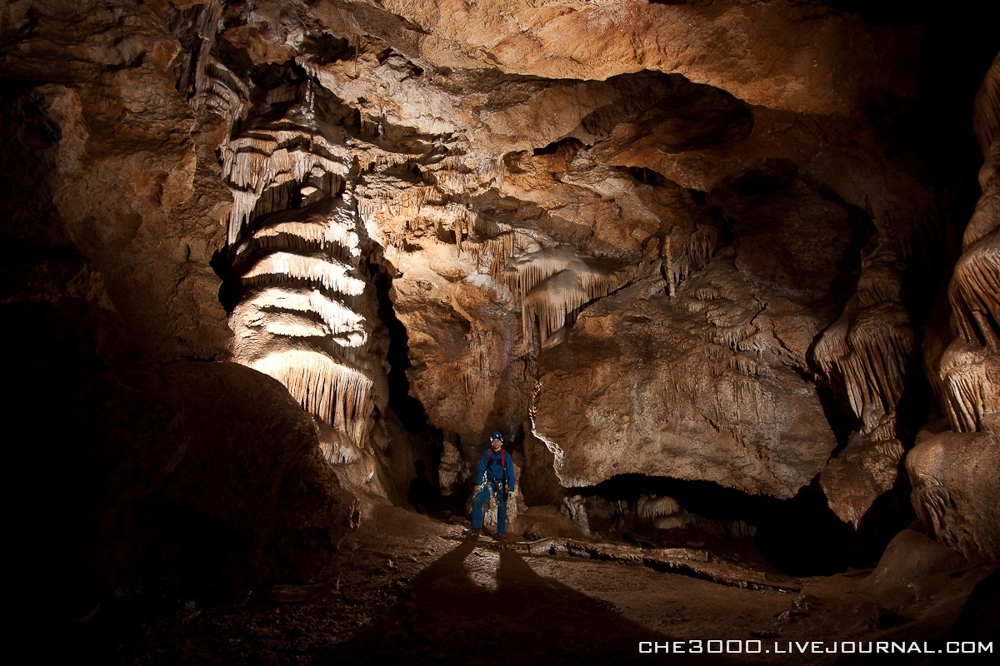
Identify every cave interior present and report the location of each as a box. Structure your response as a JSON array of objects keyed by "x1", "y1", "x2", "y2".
[{"x1": 3, "y1": 0, "x2": 999, "y2": 663}]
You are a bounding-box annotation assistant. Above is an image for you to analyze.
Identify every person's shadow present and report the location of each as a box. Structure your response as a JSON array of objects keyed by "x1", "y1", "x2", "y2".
[{"x1": 322, "y1": 539, "x2": 737, "y2": 665}]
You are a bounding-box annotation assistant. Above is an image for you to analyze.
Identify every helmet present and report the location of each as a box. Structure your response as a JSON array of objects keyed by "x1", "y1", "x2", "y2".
[{"x1": 491, "y1": 431, "x2": 503, "y2": 441}]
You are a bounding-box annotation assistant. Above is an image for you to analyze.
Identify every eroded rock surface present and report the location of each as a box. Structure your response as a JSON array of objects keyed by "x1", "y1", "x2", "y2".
[
  {"x1": 87, "y1": 361, "x2": 361, "y2": 595},
  {"x1": 533, "y1": 270, "x2": 838, "y2": 497},
  {"x1": 907, "y1": 431, "x2": 1000, "y2": 564},
  {"x1": 3, "y1": 0, "x2": 997, "y2": 600},
  {"x1": 906, "y1": 52, "x2": 1000, "y2": 563}
]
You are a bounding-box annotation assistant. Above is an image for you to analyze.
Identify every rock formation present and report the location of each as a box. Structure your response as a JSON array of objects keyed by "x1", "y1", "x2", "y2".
[
  {"x1": 2, "y1": 0, "x2": 997, "y2": 603},
  {"x1": 906, "y1": 52, "x2": 1000, "y2": 564}
]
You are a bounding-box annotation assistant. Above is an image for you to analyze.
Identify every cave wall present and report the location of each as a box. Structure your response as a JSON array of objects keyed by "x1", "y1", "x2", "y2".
[
  {"x1": 906, "y1": 52, "x2": 1000, "y2": 564},
  {"x1": 3, "y1": 0, "x2": 998, "y2": 595}
]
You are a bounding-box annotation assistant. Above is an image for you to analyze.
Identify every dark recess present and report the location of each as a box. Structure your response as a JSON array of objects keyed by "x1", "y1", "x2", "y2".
[
  {"x1": 581, "y1": 473, "x2": 914, "y2": 576},
  {"x1": 370, "y1": 263, "x2": 444, "y2": 467}
]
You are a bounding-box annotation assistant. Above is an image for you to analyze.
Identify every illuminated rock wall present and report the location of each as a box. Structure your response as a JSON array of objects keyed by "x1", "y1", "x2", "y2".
[
  {"x1": 3, "y1": 0, "x2": 995, "y2": 548},
  {"x1": 219, "y1": 82, "x2": 390, "y2": 466}
]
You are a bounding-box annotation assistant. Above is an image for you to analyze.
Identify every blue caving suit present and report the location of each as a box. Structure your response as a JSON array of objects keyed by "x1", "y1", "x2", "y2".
[{"x1": 471, "y1": 448, "x2": 516, "y2": 536}]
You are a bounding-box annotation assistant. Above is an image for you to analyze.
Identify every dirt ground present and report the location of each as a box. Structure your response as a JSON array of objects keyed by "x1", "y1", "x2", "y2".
[{"x1": 61, "y1": 506, "x2": 995, "y2": 665}]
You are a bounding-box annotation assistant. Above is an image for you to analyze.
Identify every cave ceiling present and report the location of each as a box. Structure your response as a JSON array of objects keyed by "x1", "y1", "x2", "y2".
[{"x1": 2, "y1": 0, "x2": 998, "y2": 543}]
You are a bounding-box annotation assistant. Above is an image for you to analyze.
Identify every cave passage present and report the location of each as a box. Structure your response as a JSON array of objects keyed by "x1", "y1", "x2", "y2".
[{"x1": 5, "y1": 1, "x2": 998, "y2": 662}]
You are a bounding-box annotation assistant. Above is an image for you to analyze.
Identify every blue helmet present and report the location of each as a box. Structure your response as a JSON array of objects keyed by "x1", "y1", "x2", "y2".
[{"x1": 491, "y1": 431, "x2": 503, "y2": 441}]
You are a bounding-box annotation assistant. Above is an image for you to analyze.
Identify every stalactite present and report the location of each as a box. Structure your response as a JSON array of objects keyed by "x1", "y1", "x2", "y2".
[
  {"x1": 940, "y1": 341, "x2": 1000, "y2": 432},
  {"x1": 503, "y1": 245, "x2": 578, "y2": 301},
  {"x1": 716, "y1": 376, "x2": 771, "y2": 435},
  {"x1": 901, "y1": 60, "x2": 1000, "y2": 563},
  {"x1": 225, "y1": 144, "x2": 346, "y2": 194},
  {"x1": 355, "y1": 184, "x2": 432, "y2": 250},
  {"x1": 515, "y1": 254, "x2": 637, "y2": 345},
  {"x1": 239, "y1": 287, "x2": 368, "y2": 346},
  {"x1": 249, "y1": 350, "x2": 373, "y2": 435},
  {"x1": 232, "y1": 196, "x2": 358, "y2": 262},
  {"x1": 222, "y1": 84, "x2": 392, "y2": 456},
  {"x1": 223, "y1": 131, "x2": 351, "y2": 244},
  {"x1": 433, "y1": 154, "x2": 504, "y2": 196},
  {"x1": 664, "y1": 236, "x2": 676, "y2": 297},
  {"x1": 949, "y1": 231, "x2": 1000, "y2": 350},
  {"x1": 468, "y1": 232, "x2": 519, "y2": 282},
  {"x1": 727, "y1": 521, "x2": 758, "y2": 539},
  {"x1": 167, "y1": 0, "x2": 252, "y2": 130},
  {"x1": 815, "y1": 257, "x2": 914, "y2": 435},
  {"x1": 241, "y1": 251, "x2": 366, "y2": 295},
  {"x1": 522, "y1": 271, "x2": 589, "y2": 343},
  {"x1": 462, "y1": 331, "x2": 495, "y2": 397},
  {"x1": 815, "y1": 302, "x2": 915, "y2": 433},
  {"x1": 727, "y1": 354, "x2": 764, "y2": 377},
  {"x1": 710, "y1": 323, "x2": 758, "y2": 350},
  {"x1": 855, "y1": 259, "x2": 904, "y2": 308},
  {"x1": 196, "y1": 59, "x2": 250, "y2": 123},
  {"x1": 636, "y1": 496, "x2": 681, "y2": 521},
  {"x1": 934, "y1": 74, "x2": 1000, "y2": 437},
  {"x1": 236, "y1": 216, "x2": 361, "y2": 259},
  {"x1": 262, "y1": 313, "x2": 329, "y2": 338},
  {"x1": 667, "y1": 225, "x2": 721, "y2": 290}
]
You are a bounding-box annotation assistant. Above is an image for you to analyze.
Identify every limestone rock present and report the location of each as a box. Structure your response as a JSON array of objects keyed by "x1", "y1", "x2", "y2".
[
  {"x1": 437, "y1": 434, "x2": 471, "y2": 496},
  {"x1": 906, "y1": 431, "x2": 1000, "y2": 563},
  {"x1": 4, "y1": 0, "x2": 996, "y2": 576},
  {"x1": 86, "y1": 361, "x2": 360, "y2": 595},
  {"x1": 520, "y1": 426, "x2": 565, "y2": 506},
  {"x1": 867, "y1": 529, "x2": 969, "y2": 593},
  {"x1": 820, "y1": 429, "x2": 906, "y2": 529},
  {"x1": 532, "y1": 269, "x2": 839, "y2": 498},
  {"x1": 245, "y1": 0, "x2": 921, "y2": 116},
  {"x1": 11, "y1": 1, "x2": 236, "y2": 361},
  {"x1": 909, "y1": 53, "x2": 1000, "y2": 561}
]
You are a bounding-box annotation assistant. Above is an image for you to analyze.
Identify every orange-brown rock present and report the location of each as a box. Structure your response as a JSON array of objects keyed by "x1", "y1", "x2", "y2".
[
  {"x1": 3, "y1": 1, "x2": 997, "y2": 599},
  {"x1": 907, "y1": 430, "x2": 1000, "y2": 563},
  {"x1": 532, "y1": 264, "x2": 839, "y2": 497},
  {"x1": 906, "y1": 51, "x2": 1000, "y2": 562}
]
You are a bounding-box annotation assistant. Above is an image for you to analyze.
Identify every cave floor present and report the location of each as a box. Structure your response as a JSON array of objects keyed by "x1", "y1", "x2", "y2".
[{"x1": 83, "y1": 507, "x2": 988, "y2": 665}]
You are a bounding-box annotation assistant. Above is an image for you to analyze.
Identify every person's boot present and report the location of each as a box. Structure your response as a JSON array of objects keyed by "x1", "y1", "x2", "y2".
[{"x1": 463, "y1": 527, "x2": 480, "y2": 538}]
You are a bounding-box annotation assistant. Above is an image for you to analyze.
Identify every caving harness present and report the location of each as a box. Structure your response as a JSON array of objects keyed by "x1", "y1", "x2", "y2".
[{"x1": 477, "y1": 448, "x2": 511, "y2": 501}]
